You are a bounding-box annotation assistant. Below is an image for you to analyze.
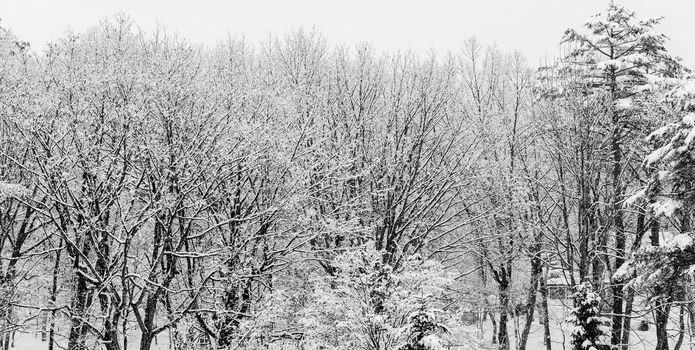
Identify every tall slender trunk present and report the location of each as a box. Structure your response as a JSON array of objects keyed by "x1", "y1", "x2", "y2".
[
  {"x1": 539, "y1": 270, "x2": 552, "y2": 350},
  {"x1": 608, "y1": 64, "x2": 627, "y2": 347},
  {"x1": 498, "y1": 281, "x2": 510, "y2": 350},
  {"x1": 620, "y1": 205, "x2": 647, "y2": 350},
  {"x1": 48, "y1": 242, "x2": 62, "y2": 350},
  {"x1": 41, "y1": 313, "x2": 47, "y2": 342},
  {"x1": 589, "y1": 181, "x2": 602, "y2": 289},
  {"x1": 0, "y1": 206, "x2": 34, "y2": 348},
  {"x1": 578, "y1": 146, "x2": 590, "y2": 282},
  {"x1": 488, "y1": 310, "x2": 498, "y2": 344},
  {"x1": 650, "y1": 215, "x2": 671, "y2": 350},
  {"x1": 518, "y1": 243, "x2": 542, "y2": 350},
  {"x1": 674, "y1": 304, "x2": 686, "y2": 350},
  {"x1": 620, "y1": 286, "x2": 634, "y2": 350},
  {"x1": 654, "y1": 295, "x2": 671, "y2": 350},
  {"x1": 557, "y1": 158, "x2": 575, "y2": 287}
]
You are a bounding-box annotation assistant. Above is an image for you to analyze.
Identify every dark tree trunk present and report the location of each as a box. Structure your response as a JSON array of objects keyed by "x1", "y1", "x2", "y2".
[
  {"x1": 99, "y1": 296, "x2": 121, "y2": 350},
  {"x1": 620, "y1": 284, "x2": 634, "y2": 350},
  {"x1": 620, "y1": 206, "x2": 647, "y2": 350},
  {"x1": 41, "y1": 313, "x2": 47, "y2": 342},
  {"x1": 539, "y1": 272, "x2": 552, "y2": 350},
  {"x1": 654, "y1": 296, "x2": 671, "y2": 350},
  {"x1": 518, "y1": 242, "x2": 542, "y2": 350},
  {"x1": 67, "y1": 255, "x2": 91, "y2": 350},
  {"x1": 577, "y1": 151, "x2": 591, "y2": 283},
  {"x1": 610, "y1": 151, "x2": 626, "y2": 346},
  {"x1": 219, "y1": 281, "x2": 252, "y2": 347},
  {"x1": 651, "y1": 216, "x2": 671, "y2": 350},
  {"x1": 489, "y1": 311, "x2": 498, "y2": 344},
  {"x1": 137, "y1": 291, "x2": 159, "y2": 350},
  {"x1": 96, "y1": 221, "x2": 120, "y2": 350},
  {"x1": 48, "y1": 241, "x2": 62, "y2": 350},
  {"x1": 497, "y1": 281, "x2": 510, "y2": 350},
  {"x1": 674, "y1": 304, "x2": 686, "y2": 350},
  {"x1": 610, "y1": 284, "x2": 624, "y2": 346}
]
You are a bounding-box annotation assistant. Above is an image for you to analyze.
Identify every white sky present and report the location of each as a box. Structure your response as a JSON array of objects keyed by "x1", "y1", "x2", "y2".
[{"x1": 2, "y1": 0, "x2": 694, "y2": 67}]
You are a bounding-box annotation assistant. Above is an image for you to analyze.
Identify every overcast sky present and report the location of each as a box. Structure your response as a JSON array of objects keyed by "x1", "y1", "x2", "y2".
[{"x1": 2, "y1": 0, "x2": 694, "y2": 67}]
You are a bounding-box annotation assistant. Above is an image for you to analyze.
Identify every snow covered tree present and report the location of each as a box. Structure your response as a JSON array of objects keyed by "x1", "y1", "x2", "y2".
[
  {"x1": 0, "y1": 20, "x2": 49, "y2": 350},
  {"x1": 567, "y1": 282, "x2": 611, "y2": 350},
  {"x1": 562, "y1": 2, "x2": 685, "y2": 346},
  {"x1": 399, "y1": 305, "x2": 449, "y2": 350},
  {"x1": 0, "y1": 4, "x2": 693, "y2": 350},
  {"x1": 615, "y1": 75, "x2": 695, "y2": 350}
]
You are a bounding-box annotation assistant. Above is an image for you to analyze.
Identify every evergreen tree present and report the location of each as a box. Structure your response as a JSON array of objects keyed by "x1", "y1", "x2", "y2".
[
  {"x1": 567, "y1": 282, "x2": 611, "y2": 350},
  {"x1": 562, "y1": 2, "x2": 684, "y2": 346}
]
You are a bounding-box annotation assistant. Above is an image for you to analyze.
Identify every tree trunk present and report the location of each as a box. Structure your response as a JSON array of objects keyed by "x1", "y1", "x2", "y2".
[
  {"x1": 654, "y1": 296, "x2": 671, "y2": 350},
  {"x1": 620, "y1": 205, "x2": 646, "y2": 350},
  {"x1": 48, "y1": 242, "x2": 62, "y2": 350},
  {"x1": 498, "y1": 282, "x2": 510, "y2": 350},
  {"x1": 67, "y1": 260, "x2": 90, "y2": 350},
  {"x1": 610, "y1": 283, "x2": 624, "y2": 346},
  {"x1": 41, "y1": 313, "x2": 47, "y2": 342},
  {"x1": 539, "y1": 271, "x2": 552, "y2": 350},
  {"x1": 620, "y1": 285, "x2": 634, "y2": 350},
  {"x1": 100, "y1": 301, "x2": 121, "y2": 350},
  {"x1": 488, "y1": 310, "x2": 498, "y2": 344},
  {"x1": 518, "y1": 251, "x2": 541, "y2": 350},
  {"x1": 674, "y1": 304, "x2": 686, "y2": 350},
  {"x1": 137, "y1": 292, "x2": 159, "y2": 350},
  {"x1": 651, "y1": 216, "x2": 670, "y2": 350}
]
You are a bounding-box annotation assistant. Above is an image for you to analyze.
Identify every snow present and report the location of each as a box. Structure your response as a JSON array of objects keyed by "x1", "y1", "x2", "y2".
[
  {"x1": 683, "y1": 113, "x2": 695, "y2": 126},
  {"x1": 615, "y1": 97, "x2": 633, "y2": 110},
  {"x1": 676, "y1": 79, "x2": 695, "y2": 97},
  {"x1": 16, "y1": 299, "x2": 684, "y2": 350},
  {"x1": 645, "y1": 144, "x2": 671, "y2": 165},
  {"x1": 651, "y1": 198, "x2": 681, "y2": 217},
  {"x1": 663, "y1": 233, "x2": 694, "y2": 251},
  {"x1": 447, "y1": 296, "x2": 692, "y2": 350},
  {"x1": 0, "y1": 182, "x2": 28, "y2": 201},
  {"x1": 646, "y1": 125, "x2": 670, "y2": 141},
  {"x1": 546, "y1": 269, "x2": 580, "y2": 286},
  {"x1": 613, "y1": 261, "x2": 635, "y2": 282},
  {"x1": 624, "y1": 188, "x2": 646, "y2": 207},
  {"x1": 683, "y1": 126, "x2": 695, "y2": 148},
  {"x1": 420, "y1": 334, "x2": 445, "y2": 350}
]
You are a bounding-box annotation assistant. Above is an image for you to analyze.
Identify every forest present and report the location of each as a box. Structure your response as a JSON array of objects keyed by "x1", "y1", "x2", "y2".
[{"x1": 1, "y1": 2, "x2": 695, "y2": 350}]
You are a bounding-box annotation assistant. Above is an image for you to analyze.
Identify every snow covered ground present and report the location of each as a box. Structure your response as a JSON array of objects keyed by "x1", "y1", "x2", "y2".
[
  {"x1": 452, "y1": 298, "x2": 693, "y2": 350},
  {"x1": 10, "y1": 333, "x2": 172, "y2": 350},
  {"x1": 10, "y1": 298, "x2": 692, "y2": 350}
]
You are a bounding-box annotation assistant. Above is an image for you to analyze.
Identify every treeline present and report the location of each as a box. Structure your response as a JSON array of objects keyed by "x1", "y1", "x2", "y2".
[{"x1": 0, "y1": 3, "x2": 694, "y2": 350}]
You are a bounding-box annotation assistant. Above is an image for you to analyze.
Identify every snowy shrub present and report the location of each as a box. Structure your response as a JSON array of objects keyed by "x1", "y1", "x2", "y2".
[
  {"x1": 0, "y1": 182, "x2": 29, "y2": 202},
  {"x1": 398, "y1": 305, "x2": 449, "y2": 350},
  {"x1": 566, "y1": 282, "x2": 610, "y2": 350},
  {"x1": 299, "y1": 246, "x2": 453, "y2": 350}
]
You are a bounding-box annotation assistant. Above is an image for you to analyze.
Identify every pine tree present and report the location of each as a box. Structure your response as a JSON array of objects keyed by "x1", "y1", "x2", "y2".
[
  {"x1": 562, "y1": 2, "x2": 684, "y2": 346},
  {"x1": 399, "y1": 300, "x2": 449, "y2": 350},
  {"x1": 567, "y1": 282, "x2": 611, "y2": 350}
]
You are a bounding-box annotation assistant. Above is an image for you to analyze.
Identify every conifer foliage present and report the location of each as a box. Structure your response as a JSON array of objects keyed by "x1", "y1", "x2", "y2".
[{"x1": 567, "y1": 283, "x2": 611, "y2": 350}]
